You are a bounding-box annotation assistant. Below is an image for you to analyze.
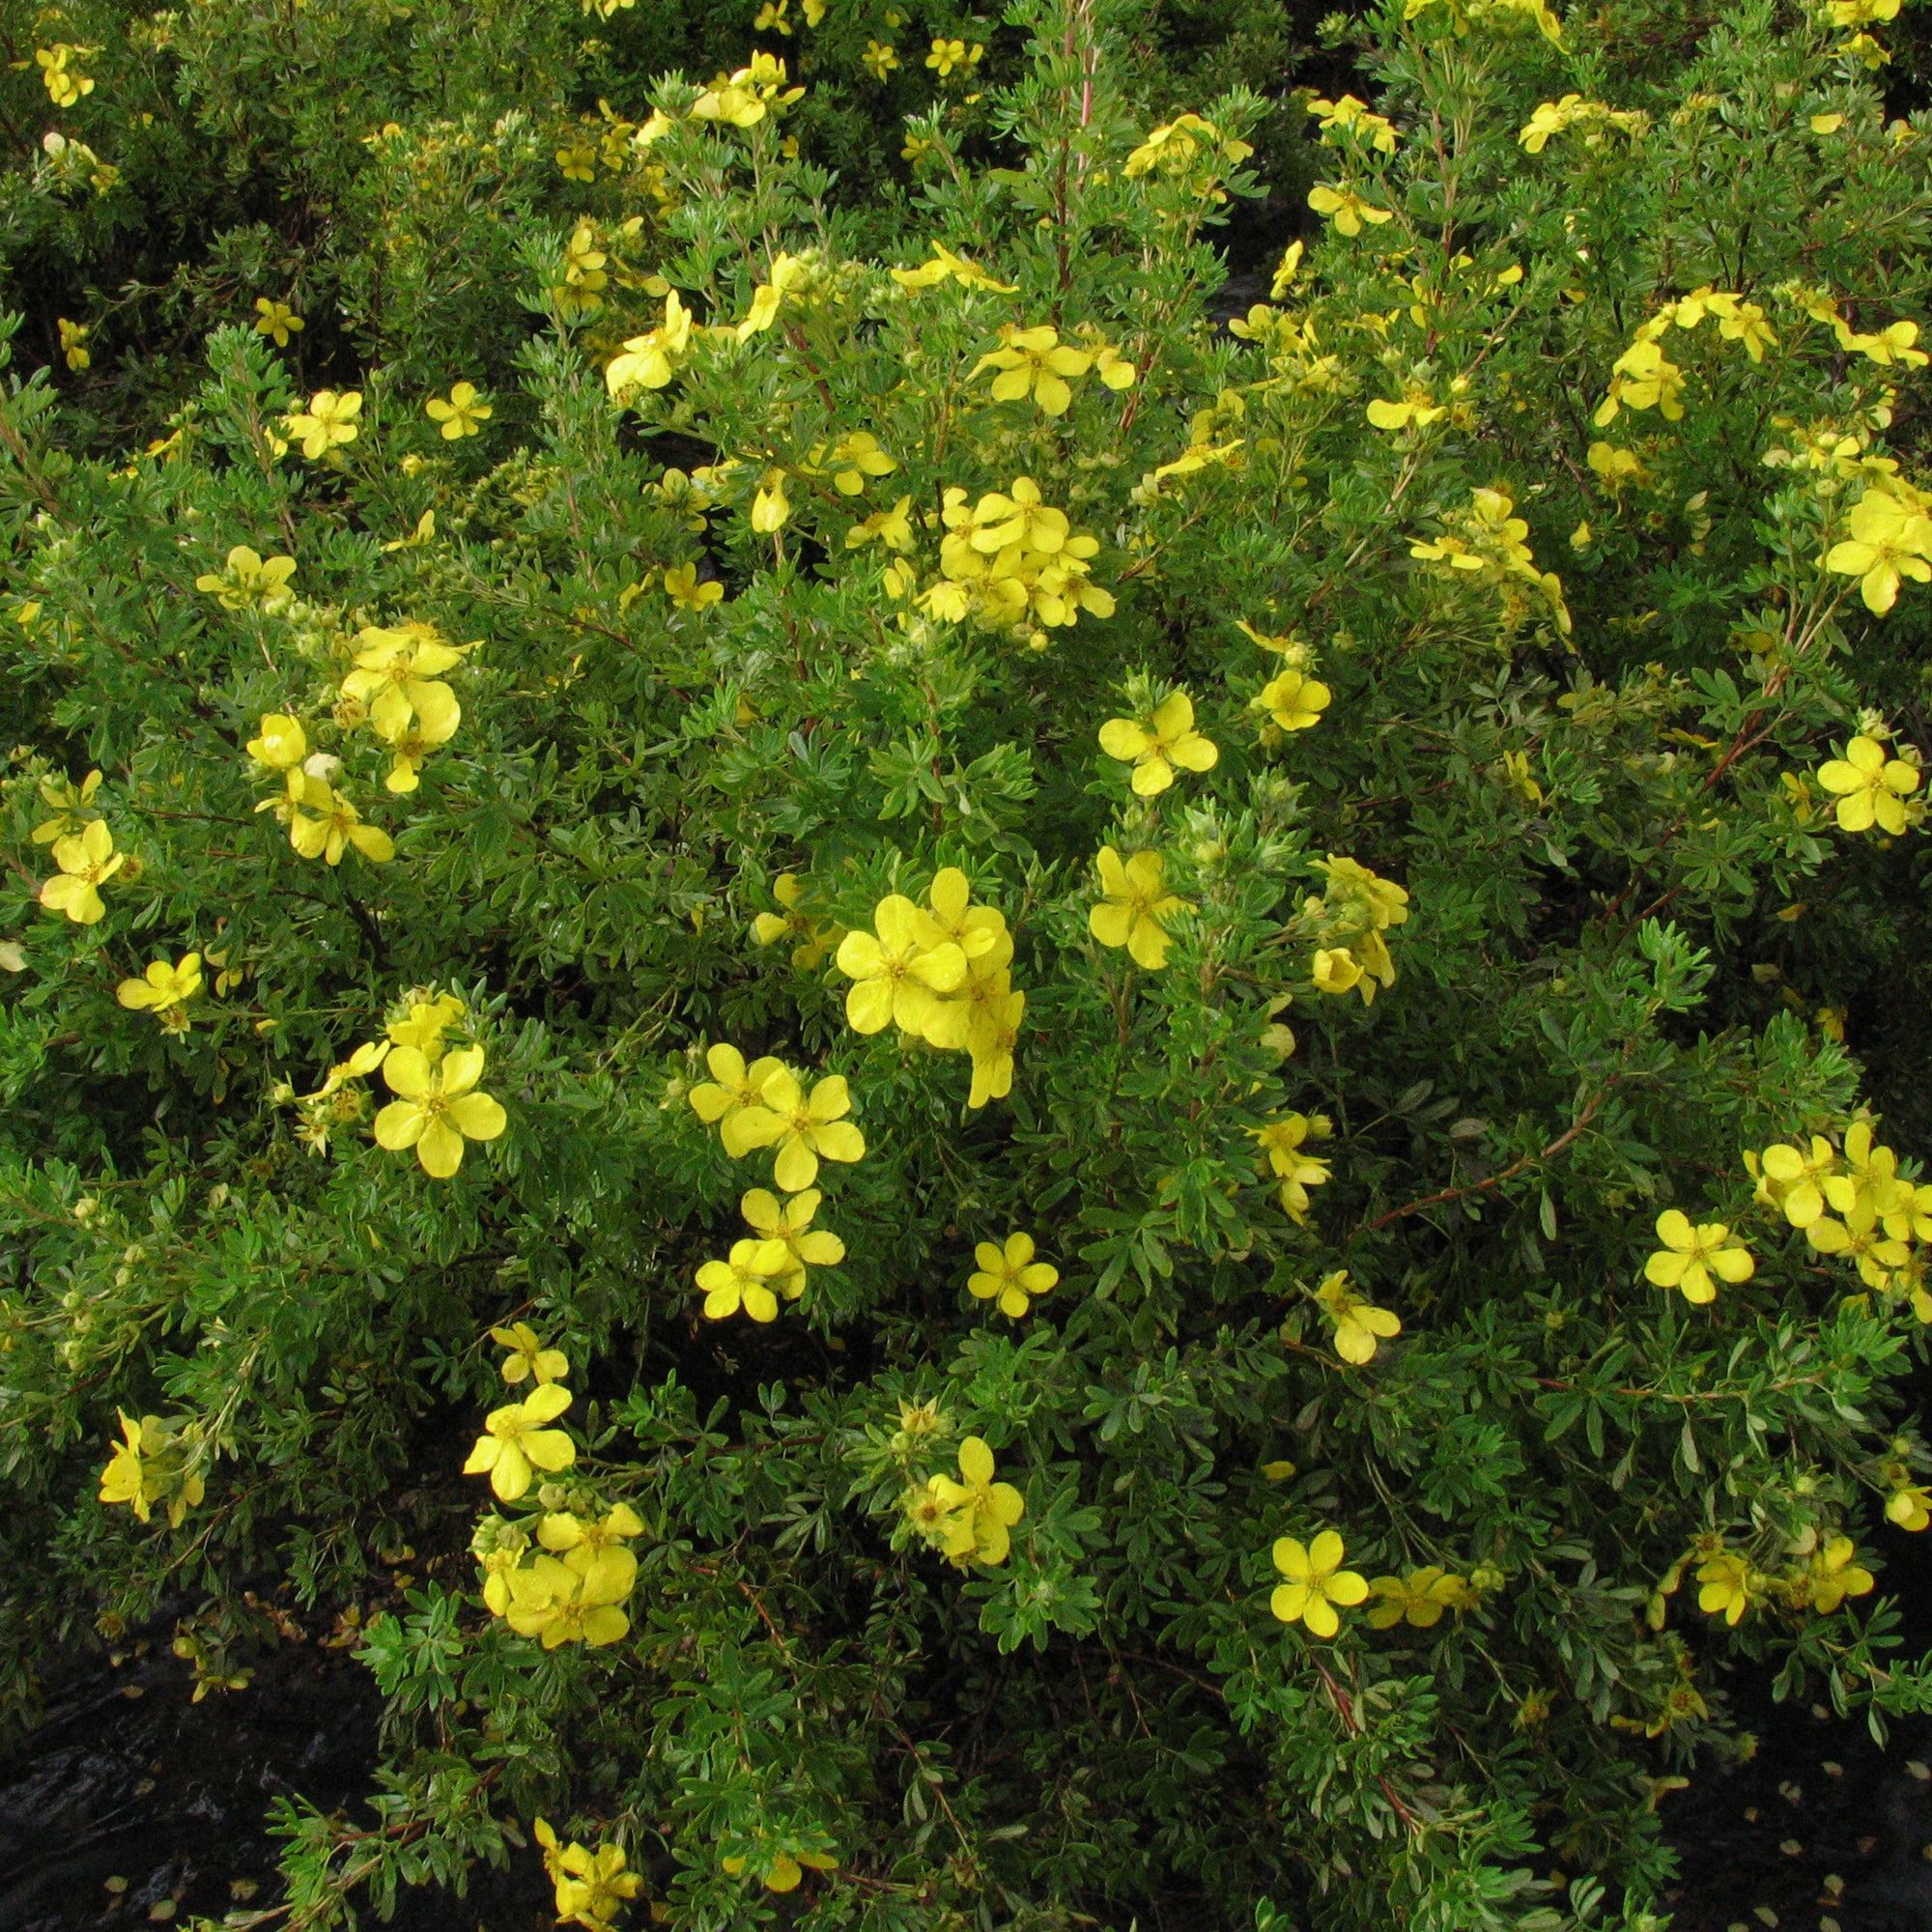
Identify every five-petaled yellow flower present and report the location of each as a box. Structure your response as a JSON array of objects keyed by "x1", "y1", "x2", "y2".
[
  {"x1": 924, "y1": 36, "x2": 981, "y2": 76},
  {"x1": 1805, "y1": 1536, "x2": 1874, "y2": 1613},
  {"x1": 116, "y1": 953, "x2": 203, "y2": 1034},
  {"x1": 283, "y1": 388, "x2": 362, "y2": 460},
  {"x1": 426, "y1": 381, "x2": 492, "y2": 440},
  {"x1": 374, "y1": 1043, "x2": 508, "y2": 1177},
  {"x1": 1816, "y1": 734, "x2": 1920, "y2": 835},
  {"x1": 664, "y1": 561, "x2": 723, "y2": 610},
  {"x1": 1089, "y1": 846, "x2": 1191, "y2": 969},
  {"x1": 1270, "y1": 1530, "x2": 1369, "y2": 1637},
  {"x1": 863, "y1": 39, "x2": 897, "y2": 79},
  {"x1": 1824, "y1": 490, "x2": 1932, "y2": 614},
  {"x1": 1694, "y1": 1549, "x2": 1758, "y2": 1626},
  {"x1": 253, "y1": 298, "x2": 304, "y2": 347},
  {"x1": 1642, "y1": 1208, "x2": 1754, "y2": 1305},
  {"x1": 730, "y1": 1069, "x2": 866, "y2": 1191},
  {"x1": 968, "y1": 1233, "x2": 1058, "y2": 1318},
  {"x1": 696, "y1": 1237, "x2": 789, "y2": 1321},
  {"x1": 924, "y1": 1435, "x2": 1026, "y2": 1565},
  {"x1": 1307, "y1": 183, "x2": 1392, "y2": 237},
  {"x1": 463, "y1": 1383, "x2": 575, "y2": 1500},
  {"x1": 41, "y1": 819, "x2": 124, "y2": 924},
  {"x1": 1098, "y1": 691, "x2": 1219, "y2": 796},
  {"x1": 504, "y1": 1550, "x2": 630, "y2": 1648},
  {"x1": 689, "y1": 1044, "x2": 791, "y2": 1152},
  {"x1": 1253, "y1": 668, "x2": 1331, "y2": 732},
  {"x1": 836, "y1": 895, "x2": 967, "y2": 1035}
]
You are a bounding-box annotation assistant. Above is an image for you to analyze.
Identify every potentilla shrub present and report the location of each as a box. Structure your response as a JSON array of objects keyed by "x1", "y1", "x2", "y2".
[{"x1": 4, "y1": 0, "x2": 1932, "y2": 1926}]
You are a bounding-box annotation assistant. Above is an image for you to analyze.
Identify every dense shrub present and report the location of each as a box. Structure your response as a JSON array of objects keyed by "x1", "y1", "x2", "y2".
[{"x1": 6, "y1": 0, "x2": 1932, "y2": 1926}]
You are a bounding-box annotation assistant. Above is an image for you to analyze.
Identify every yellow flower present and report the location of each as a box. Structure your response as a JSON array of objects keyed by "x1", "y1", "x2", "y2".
[
  {"x1": 1307, "y1": 183, "x2": 1393, "y2": 237},
  {"x1": 1252, "y1": 668, "x2": 1331, "y2": 732},
  {"x1": 425, "y1": 381, "x2": 492, "y2": 439},
  {"x1": 740, "y1": 1187, "x2": 844, "y2": 1297},
  {"x1": 1805, "y1": 1536, "x2": 1875, "y2": 1613},
  {"x1": 36, "y1": 44, "x2": 97, "y2": 107},
  {"x1": 253, "y1": 298, "x2": 303, "y2": 347},
  {"x1": 1311, "y1": 947, "x2": 1362, "y2": 995},
  {"x1": 924, "y1": 36, "x2": 981, "y2": 76},
  {"x1": 968, "y1": 1233, "x2": 1058, "y2": 1318},
  {"x1": 548, "y1": 1833, "x2": 645, "y2": 1927},
  {"x1": 1269, "y1": 1529, "x2": 1369, "y2": 1637},
  {"x1": 1805, "y1": 1193, "x2": 1910, "y2": 1288},
  {"x1": 1308, "y1": 94, "x2": 1398, "y2": 154},
  {"x1": 1754, "y1": 1136, "x2": 1838, "y2": 1226},
  {"x1": 58, "y1": 318, "x2": 90, "y2": 371},
  {"x1": 751, "y1": 470, "x2": 791, "y2": 533},
  {"x1": 490, "y1": 1321, "x2": 569, "y2": 1385},
  {"x1": 99, "y1": 1410, "x2": 205, "y2": 1526},
  {"x1": 504, "y1": 1550, "x2": 630, "y2": 1648},
  {"x1": 1888, "y1": 1483, "x2": 1931, "y2": 1531},
  {"x1": 923, "y1": 1435, "x2": 1025, "y2": 1565},
  {"x1": 1642, "y1": 1208, "x2": 1754, "y2": 1304},
  {"x1": 971, "y1": 324, "x2": 1093, "y2": 416},
  {"x1": 1365, "y1": 388, "x2": 1444, "y2": 432},
  {"x1": 462, "y1": 1384, "x2": 575, "y2": 1500},
  {"x1": 199, "y1": 548, "x2": 297, "y2": 612},
  {"x1": 1825, "y1": 491, "x2": 1932, "y2": 613},
  {"x1": 688, "y1": 1044, "x2": 792, "y2": 1152},
  {"x1": 605, "y1": 291, "x2": 693, "y2": 397},
  {"x1": 696, "y1": 1238, "x2": 790, "y2": 1321},
  {"x1": 374, "y1": 1043, "x2": 508, "y2": 1177},
  {"x1": 1089, "y1": 846, "x2": 1190, "y2": 969},
  {"x1": 846, "y1": 495, "x2": 914, "y2": 551},
  {"x1": 32, "y1": 767, "x2": 102, "y2": 845},
  {"x1": 41, "y1": 819, "x2": 125, "y2": 924},
  {"x1": 1312, "y1": 1269, "x2": 1400, "y2": 1364},
  {"x1": 835, "y1": 895, "x2": 967, "y2": 1035},
  {"x1": 889, "y1": 242, "x2": 1016, "y2": 294},
  {"x1": 116, "y1": 953, "x2": 204, "y2": 1035},
  {"x1": 1366, "y1": 1567, "x2": 1468, "y2": 1629},
  {"x1": 283, "y1": 772, "x2": 395, "y2": 867},
  {"x1": 1098, "y1": 691, "x2": 1219, "y2": 796},
  {"x1": 342, "y1": 622, "x2": 465, "y2": 743},
  {"x1": 723, "y1": 1848, "x2": 839, "y2": 1892},
  {"x1": 663, "y1": 561, "x2": 724, "y2": 610},
  {"x1": 813, "y1": 429, "x2": 896, "y2": 494},
  {"x1": 1694, "y1": 1549, "x2": 1759, "y2": 1625},
  {"x1": 283, "y1": 389, "x2": 362, "y2": 460},
  {"x1": 728, "y1": 1069, "x2": 865, "y2": 1191},
  {"x1": 1816, "y1": 735, "x2": 1920, "y2": 834},
  {"x1": 1252, "y1": 1113, "x2": 1331, "y2": 1222},
  {"x1": 967, "y1": 985, "x2": 1025, "y2": 1109}
]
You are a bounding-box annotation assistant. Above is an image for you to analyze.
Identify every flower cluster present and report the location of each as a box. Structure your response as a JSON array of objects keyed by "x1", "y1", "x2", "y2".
[
  {"x1": 920, "y1": 477, "x2": 1115, "y2": 644},
  {"x1": 1661, "y1": 1533, "x2": 1876, "y2": 1628},
  {"x1": 905, "y1": 1435, "x2": 1026, "y2": 1566},
  {"x1": 1298, "y1": 854, "x2": 1409, "y2": 1004},
  {"x1": 1252, "y1": 1112, "x2": 1332, "y2": 1223},
  {"x1": 1409, "y1": 486, "x2": 1572, "y2": 637},
  {"x1": 687, "y1": 1045, "x2": 858, "y2": 1319},
  {"x1": 1746, "y1": 1121, "x2": 1929, "y2": 1302},
  {"x1": 835, "y1": 869, "x2": 1022, "y2": 1107},
  {"x1": 341, "y1": 620, "x2": 470, "y2": 794},
  {"x1": 1123, "y1": 113, "x2": 1253, "y2": 200},
  {"x1": 1517, "y1": 94, "x2": 1647, "y2": 154}
]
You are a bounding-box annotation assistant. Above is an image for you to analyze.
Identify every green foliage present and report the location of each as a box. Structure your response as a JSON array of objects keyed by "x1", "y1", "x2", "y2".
[{"x1": 6, "y1": 0, "x2": 1932, "y2": 1926}]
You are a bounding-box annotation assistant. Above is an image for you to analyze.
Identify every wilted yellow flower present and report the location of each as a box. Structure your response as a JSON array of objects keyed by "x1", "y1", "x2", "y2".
[
  {"x1": 463, "y1": 1384, "x2": 575, "y2": 1500},
  {"x1": 1805, "y1": 1536, "x2": 1875, "y2": 1613},
  {"x1": 1642, "y1": 1208, "x2": 1753, "y2": 1304},
  {"x1": 1816, "y1": 734, "x2": 1920, "y2": 834},
  {"x1": 967, "y1": 1233, "x2": 1058, "y2": 1318},
  {"x1": 1366, "y1": 1567, "x2": 1468, "y2": 1629},
  {"x1": 425, "y1": 381, "x2": 492, "y2": 439},
  {"x1": 283, "y1": 389, "x2": 362, "y2": 460},
  {"x1": 253, "y1": 298, "x2": 304, "y2": 347},
  {"x1": 116, "y1": 953, "x2": 204, "y2": 1035},
  {"x1": 863, "y1": 39, "x2": 898, "y2": 78},
  {"x1": 1888, "y1": 1483, "x2": 1931, "y2": 1531},
  {"x1": 1252, "y1": 1113, "x2": 1331, "y2": 1222},
  {"x1": 198, "y1": 548, "x2": 297, "y2": 612},
  {"x1": 890, "y1": 242, "x2": 1017, "y2": 294},
  {"x1": 58, "y1": 318, "x2": 90, "y2": 370},
  {"x1": 99, "y1": 1410, "x2": 205, "y2": 1526},
  {"x1": 1269, "y1": 1529, "x2": 1369, "y2": 1637},
  {"x1": 751, "y1": 470, "x2": 791, "y2": 533},
  {"x1": 41, "y1": 819, "x2": 124, "y2": 924},
  {"x1": 1089, "y1": 846, "x2": 1190, "y2": 969},
  {"x1": 1098, "y1": 691, "x2": 1219, "y2": 795},
  {"x1": 374, "y1": 1044, "x2": 507, "y2": 1177},
  {"x1": 1312, "y1": 1269, "x2": 1400, "y2": 1364}
]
